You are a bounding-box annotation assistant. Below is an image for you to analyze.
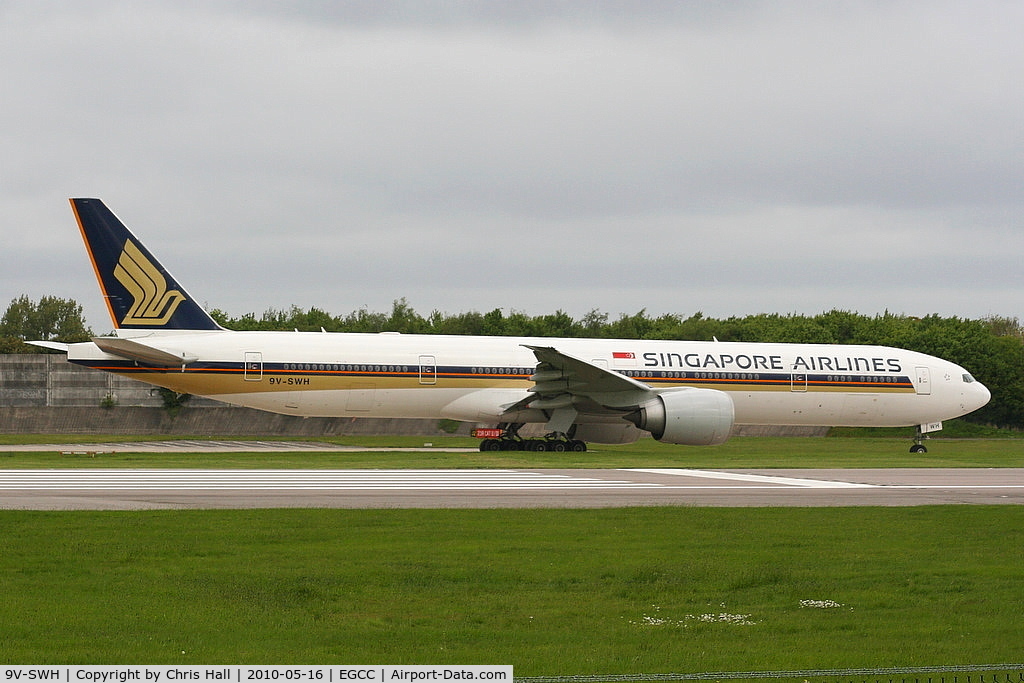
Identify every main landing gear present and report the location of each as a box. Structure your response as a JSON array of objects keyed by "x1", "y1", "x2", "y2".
[
  {"x1": 910, "y1": 425, "x2": 929, "y2": 454},
  {"x1": 477, "y1": 423, "x2": 588, "y2": 452}
]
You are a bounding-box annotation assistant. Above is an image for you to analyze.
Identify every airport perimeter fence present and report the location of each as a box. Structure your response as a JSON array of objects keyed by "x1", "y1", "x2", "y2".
[{"x1": 516, "y1": 664, "x2": 1024, "y2": 683}]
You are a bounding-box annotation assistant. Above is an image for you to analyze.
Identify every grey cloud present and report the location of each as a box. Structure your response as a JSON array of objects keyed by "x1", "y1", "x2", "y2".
[{"x1": 1, "y1": 0, "x2": 1021, "y2": 332}]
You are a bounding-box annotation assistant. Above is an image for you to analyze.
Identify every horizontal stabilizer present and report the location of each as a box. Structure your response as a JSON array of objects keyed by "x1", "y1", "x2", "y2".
[
  {"x1": 26, "y1": 341, "x2": 70, "y2": 353},
  {"x1": 92, "y1": 336, "x2": 198, "y2": 366}
]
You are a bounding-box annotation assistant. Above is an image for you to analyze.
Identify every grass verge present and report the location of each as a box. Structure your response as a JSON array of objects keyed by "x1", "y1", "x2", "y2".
[
  {"x1": 0, "y1": 435, "x2": 1021, "y2": 469},
  {"x1": 2, "y1": 507, "x2": 1023, "y2": 670}
]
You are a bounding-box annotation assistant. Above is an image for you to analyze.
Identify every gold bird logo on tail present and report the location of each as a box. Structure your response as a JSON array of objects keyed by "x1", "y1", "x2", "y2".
[{"x1": 113, "y1": 240, "x2": 186, "y2": 325}]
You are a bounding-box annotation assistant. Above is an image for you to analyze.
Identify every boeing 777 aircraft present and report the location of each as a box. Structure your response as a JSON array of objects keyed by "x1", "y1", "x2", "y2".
[{"x1": 34, "y1": 199, "x2": 991, "y2": 453}]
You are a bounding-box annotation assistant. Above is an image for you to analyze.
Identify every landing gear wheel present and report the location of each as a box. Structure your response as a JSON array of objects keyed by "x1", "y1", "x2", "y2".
[
  {"x1": 549, "y1": 441, "x2": 566, "y2": 452},
  {"x1": 910, "y1": 443, "x2": 928, "y2": 454},
  {"x1": 569, "y1": 440, "x2": 587, "y2": 452}
]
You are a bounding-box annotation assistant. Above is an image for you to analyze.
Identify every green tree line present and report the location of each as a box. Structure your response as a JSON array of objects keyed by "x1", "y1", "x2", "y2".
[
  {"x1": 0, "y1": 295, "x2": 92, "y2": 352},
  {"x1": 4, "y1": 295, "x2": 1022, "y2": 428}
]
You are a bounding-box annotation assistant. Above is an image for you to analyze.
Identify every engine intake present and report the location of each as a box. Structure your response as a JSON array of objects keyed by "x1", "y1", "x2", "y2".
[{"x1": 626, "y1": 388, "x2": 735, "y2": 446}]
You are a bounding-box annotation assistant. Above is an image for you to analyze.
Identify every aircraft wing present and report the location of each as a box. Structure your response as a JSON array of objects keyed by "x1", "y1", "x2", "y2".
[
  {"x1": 525, "y1": 345, "x2": 650, "y2": 393},
  {"x1": 504, "y1": 345, "x2": 654, "y2": 416}
]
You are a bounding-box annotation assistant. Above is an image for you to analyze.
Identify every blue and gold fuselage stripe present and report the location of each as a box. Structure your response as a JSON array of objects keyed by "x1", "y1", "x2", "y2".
[{"x1": 71, "y1": 359, "x2": 916, "y2": 394}]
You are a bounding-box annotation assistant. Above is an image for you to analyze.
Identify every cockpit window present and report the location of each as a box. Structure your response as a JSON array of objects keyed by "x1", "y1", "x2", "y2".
[{"x1": 962, "y1": 373, "x2": 975, "y2": 384}]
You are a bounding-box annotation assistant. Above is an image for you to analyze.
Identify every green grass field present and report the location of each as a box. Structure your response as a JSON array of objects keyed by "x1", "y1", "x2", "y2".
[
  {"x1": 2, "y1": 507, "x2": 1023, "y2": 670},
  {"x1": 1, "y1": 434, "x2": 1021, "y2": 469}
]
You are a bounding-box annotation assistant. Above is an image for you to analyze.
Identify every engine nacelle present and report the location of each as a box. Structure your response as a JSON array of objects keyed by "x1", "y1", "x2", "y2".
[
  {"x1": 626, "y1": 388, "x2": 735, "y2": 446},
  {"x1": 572, "y1": 423, "x2": 642, "y2": 445}
]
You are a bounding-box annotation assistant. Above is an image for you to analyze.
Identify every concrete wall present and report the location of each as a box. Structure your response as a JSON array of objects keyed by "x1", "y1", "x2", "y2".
[
  {"x1": 0, "y1": 354, "x2": 223, "y2": 408},
  {"x1": 0, "y1": 406, "x2": 466, "y2": 437}
]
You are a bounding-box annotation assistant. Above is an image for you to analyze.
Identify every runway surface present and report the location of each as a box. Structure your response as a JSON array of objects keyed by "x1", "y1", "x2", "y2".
[{"x1": 2, "y1": 466, "x2": 1023, "y2": 509}]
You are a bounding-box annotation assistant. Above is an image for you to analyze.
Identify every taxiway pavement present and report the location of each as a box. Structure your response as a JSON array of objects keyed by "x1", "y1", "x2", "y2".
[{"x1": 2, "y1": 465, "x2": 1022, "y2": 509}]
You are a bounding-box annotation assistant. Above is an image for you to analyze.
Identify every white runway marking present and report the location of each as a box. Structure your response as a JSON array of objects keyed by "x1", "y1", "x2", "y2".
[
  {"x1": 629, "y1": 468, "x2": 875, "y2": 488},
  {"x1": 630, "y1": 468, "x2": 1024, "y2": 490},
  {"x1": 0, "y1": 469, "x2": 661, "y2": 490}
]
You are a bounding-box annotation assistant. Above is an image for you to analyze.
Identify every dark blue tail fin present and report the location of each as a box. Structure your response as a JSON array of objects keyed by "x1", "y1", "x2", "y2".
[{"x1": 70, "y1": 198, "x2": 222, "y2": 331}]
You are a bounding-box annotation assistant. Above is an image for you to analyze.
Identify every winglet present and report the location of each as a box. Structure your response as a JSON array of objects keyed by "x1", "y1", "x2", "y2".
[{"x1": 70, "y1": 198, "x2": 222, "y2": 331}]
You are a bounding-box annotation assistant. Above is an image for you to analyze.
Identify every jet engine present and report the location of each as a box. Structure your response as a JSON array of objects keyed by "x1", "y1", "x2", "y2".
[{"x1": 626, "y1": 388, "x2": 735, "y2": 446}]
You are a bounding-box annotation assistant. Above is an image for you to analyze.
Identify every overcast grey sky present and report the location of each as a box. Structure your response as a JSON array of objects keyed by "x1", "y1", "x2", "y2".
[{"x1": 2, "y1": 0, "x2": 1022, "y2": 333}]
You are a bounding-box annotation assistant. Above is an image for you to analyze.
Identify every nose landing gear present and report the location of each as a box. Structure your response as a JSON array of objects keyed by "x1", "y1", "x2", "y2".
[{"x1": 910, "y1": 425, "x2": 929, "y2": 454}]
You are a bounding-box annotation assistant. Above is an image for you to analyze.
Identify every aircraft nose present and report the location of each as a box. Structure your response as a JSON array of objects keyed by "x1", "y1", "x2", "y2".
[{"x1": 967, "y1": 379, "x2": 991, "y2": 413}]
